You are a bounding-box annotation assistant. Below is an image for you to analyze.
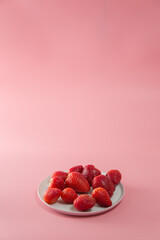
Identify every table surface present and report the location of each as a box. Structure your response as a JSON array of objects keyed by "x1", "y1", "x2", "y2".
[{"x1": 0, "y1": 1, "x2": 160, "y2": 240}]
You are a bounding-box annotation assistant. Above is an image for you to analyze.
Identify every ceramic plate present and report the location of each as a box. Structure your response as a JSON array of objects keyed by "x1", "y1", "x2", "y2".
[{"x1": 37, "y1": 173, "x2": 125, "y2": 216}]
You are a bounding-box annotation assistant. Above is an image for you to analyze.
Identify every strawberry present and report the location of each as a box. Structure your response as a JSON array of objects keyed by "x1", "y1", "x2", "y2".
[
  {"x1": 107, "y1": 169, "x2": 122, "y2": 185},
  {"x1": 82, "y1": 165, "x2": 101, "y2": 185},
  {"x1": 61, "y1": 188, "x2": 78, "y2": 203},
  {"x1": 92, "y1": 187, "x2": 112, "y2": 207},
  {"x1": 73, "y1": 194, "x2": 95, "y2": 211},
  {"x1": 43, "y1": 188, "x2": 62, "y2": 204},
  {"x1": 49, "y1": 176, "x2": 65, "y2": 190},
  {"x1": 65, "y1": 172, "x2": 90, "y2": 193},
  {"x1": 92, "y1": 175, "x2": 115, "y2": 197},
  {"x1": 68, "y1": 165, "x2": 83, "y2": 173},
  {"x1": 51, "y1": 171, "x2": 68, "y2": 181}
]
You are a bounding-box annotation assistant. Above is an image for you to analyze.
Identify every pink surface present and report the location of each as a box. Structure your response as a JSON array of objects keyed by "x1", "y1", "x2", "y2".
[{"x1": 0, "y1": 0, "x2": 160, "y2": 239}]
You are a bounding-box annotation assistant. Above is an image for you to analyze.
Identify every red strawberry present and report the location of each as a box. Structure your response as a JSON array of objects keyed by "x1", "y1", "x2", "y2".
[
  {"x1": 92, "y1": 175, "x2": 115, "y2": 197},
  {"x1": 92, "y1": 187, "x2": 112, "y2": 207},
  {"x1": 49, "y1": 176, "x2": 65, "y2": 190},
  {"x1": 73, "y1": 194, "x2": 95, "y2": 211},
  {"x1": 107, "y1": 169, "x2": 122, "y2": 185},
  {"x1": 65, "y1": 172, "x2": 90, "y2": 193},
  {"x1": 82, "y1": 165, "x2": 101, "y2": 185},
  {"x1": 61, "y1": 188, "x2": 78, "y2": 203},
  {"x1": 43, "y1": 188, "x2": 62, "y2": 204},
  {"x1": 68, "y1": 165, "x2": 83, "y2": 173},
  {"x1": 51, "y1": 171, "x2": 68, "y2": 181}
]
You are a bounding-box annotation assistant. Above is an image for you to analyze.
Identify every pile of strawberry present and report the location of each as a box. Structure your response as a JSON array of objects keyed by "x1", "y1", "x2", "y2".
[{"x1": 43, "y1": 165, "x2": 122, "y2": 211}]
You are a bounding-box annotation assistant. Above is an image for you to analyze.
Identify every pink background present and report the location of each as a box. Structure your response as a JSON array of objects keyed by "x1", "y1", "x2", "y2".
[{"x1": 0, "y1": 0, "x2": 160, "y2": 239}]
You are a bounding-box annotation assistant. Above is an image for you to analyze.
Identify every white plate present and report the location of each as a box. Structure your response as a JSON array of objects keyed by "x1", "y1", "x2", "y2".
[{"x1": 37, "y1": 173, "x2": 125, "y2": 216}]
